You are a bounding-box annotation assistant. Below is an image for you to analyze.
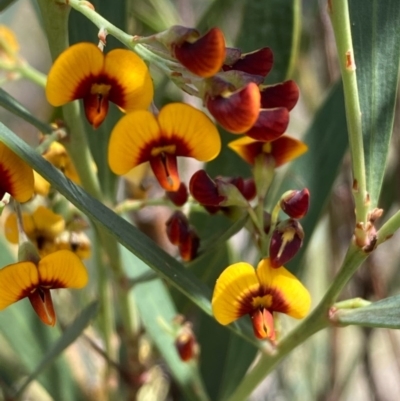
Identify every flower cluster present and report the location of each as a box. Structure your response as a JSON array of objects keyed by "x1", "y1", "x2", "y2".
[{"x1": 0, "y1": 21, "x2": 312, "y2": 345}]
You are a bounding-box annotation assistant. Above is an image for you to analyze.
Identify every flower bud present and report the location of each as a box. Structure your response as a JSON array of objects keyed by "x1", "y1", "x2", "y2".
[
  {"x1": 205, "y1": 82, "x2": 261, "y2": 134},
  {"x1": 166, "y1": 26, "x2": 226, "y2": 77},
  {"x1": 174, "y1": 321, "x2": 199, "y2": 361},
  {"x1": 166, "y1": 182, "x2": 189, "y2": 207},
  {"x1": 280, "y1": 189, "x2": 310, "y2": 219},
  {"x1": 259, "y1": 80, "x2": 299, "y2": 111},
  {"x1": 166, "y1": 211, "x2": 190, "y2": 246},
  {"x1": 179, "y1": 228, "x2": 200, "y2": 262},
  {"x1": 223, "y1": 47, "x2": 273, "y2": 77},
  {"x1": 189, "y1": 170, "x2": 225, "y2": 206},
  {"x1": 269, "y1": 219, "x2": 304, "y2": 268}
]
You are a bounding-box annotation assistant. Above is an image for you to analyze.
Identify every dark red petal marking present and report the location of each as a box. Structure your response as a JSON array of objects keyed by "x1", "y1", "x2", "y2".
[{"x1": 0, "y1": 162, "x2": 13, "y2": 199}]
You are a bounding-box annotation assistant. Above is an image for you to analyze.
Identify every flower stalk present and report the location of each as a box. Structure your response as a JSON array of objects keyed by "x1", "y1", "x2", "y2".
[{"x1": 329, "y1": 0, "x2": 369, "y2": 227}]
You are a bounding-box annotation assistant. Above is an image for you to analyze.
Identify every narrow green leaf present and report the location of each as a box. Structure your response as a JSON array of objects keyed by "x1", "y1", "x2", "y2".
[
  {"x1": 14, "y1": 301, "x2": 99, "y2": 398},
  {"x1": 335, "y1": 295, "x2": 400, "y2": 328},
  {"x1": 0, "y1": 0, "x2": 17, "y2": 11},
  {"x1": 349, "y1": 0, "x2": 400, "y2": 208},
  {"x1": 271, "y1": 82, "x2": 348, "y2": 274},
  {"x1": 0, "y1": 123, "x2": 256, "y2": 345},
  {"x1": 0, "y1": 88, "x2": 53, "y2": 134},
  {"x1": 237, "y1": 0, "x2": 301, "y2": 82},
  {"x1": 120, "y1": 247, "x2": 210, "y2": 401}
]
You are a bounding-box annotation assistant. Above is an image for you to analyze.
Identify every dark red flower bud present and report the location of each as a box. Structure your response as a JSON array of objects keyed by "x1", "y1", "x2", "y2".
[
  {"x1": 223, "y1": 47, "x2": 273, "y2": 77},
  {"x1": 227, "y1": 177, "x2": 256, "y2": 201},
  {"x1": 245, "y1": 108, "x2": 289, "y2": 141},
  {"x1": 260, "y1": 80, "x2": 299, "y2": 111},
  {"x1": 166, "y1": 211, "x2": 189, "y2": 246},
  {"x1": 172, "y1": 27, "x2": 226, "y2": 77},
  {"x1": 205, "y1": 82, "x2": 261, "y2": 134},
  {"x1": 179, "y1": 228, "x2": 200, "y2": 262},
  {"x1": 166, "y1": 182, "x2": 189, "y2": 206},
  {"x1": 174, "y1": 321, "x2": 199, "y2": 361},
  {"x1": 280, "y1": 189, "x2": 310, "y2": 219},
  {"x1": 189, "y1": 170, "x2": 225, "y2": 206},
  {"x1": 269, "y1": 219, "x2": 304, "y2": 268}
]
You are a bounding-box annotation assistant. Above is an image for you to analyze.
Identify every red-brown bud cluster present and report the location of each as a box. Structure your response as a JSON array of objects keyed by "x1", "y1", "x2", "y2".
[
  {"x1": 189, "y1": 170, "x2": 256, "y2": 214},
  {"x1": 166, "y1": 211, "x2": 199, "y2": 261},
  {"x1": 269, "y1": 219, "x2": 304, "y2": 268}
]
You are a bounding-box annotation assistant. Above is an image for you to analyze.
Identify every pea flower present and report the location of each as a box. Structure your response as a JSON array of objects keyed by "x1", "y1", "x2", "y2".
[
  {"x1": 5, "y1": 206, "x2": 65, "y2": 257},
  {"x1": 46, "y1": 42, "x2": 153, "y2": 128},
  {"x1": 0, "y1": 142, "x2": 34, "y2": 203},
  {"x1": 108, "y1": 103, "x2": 221, "y2": 191},
  {"x1": 212, "y1": 258, "x2": 311, "y2": 340},
  {"x1": 34, "y1": 141, "x2": 80, "y2": 196},
  {"x1": 228, "y1": 135, "x2": 308, "y2": 167},
  {"x1": 0, "y1": 250, "x2": 88, "y2": 326}
]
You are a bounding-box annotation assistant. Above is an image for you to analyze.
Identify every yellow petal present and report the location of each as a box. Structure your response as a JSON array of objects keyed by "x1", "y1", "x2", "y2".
[
  {"x1": 4, "y1": 212, "x2": 35, "y2": 244},
  {"x1": 38, "y1": 250, "x2": 88, "y2": 289},
  {"x1": 108, "y1": 110, "x2": 161, "y2": 175},
  {"x1": 46, "y1": 42, "x2": 104, "y2": 106},
  {"x1": 0, "y1": 25, "x2": 19, "y2": 56},
  {"x1": 0, "y1": 261, "x2": 39, "y2": 310},
  {"x1": 256, "y1": 258, "x2": 311, "y2": 319},
  {"x1": 212, "y1": 262, "x2": 260, "y2": 325},
  {"x1": 33, "y1": 171, "x2": 51, "y2": 196},
  {"x1": 0, "y1": 142, "x2": 34, "y2": 202},
  {"x1": 158, "y1": 103, "x2": 221, "y2": 161},
  {"x1": 31, "y1": 206, "x2": 65, "y2": 239},
  {"x1": 104, "y1": 49, "x2": 153, "y2": 111}
]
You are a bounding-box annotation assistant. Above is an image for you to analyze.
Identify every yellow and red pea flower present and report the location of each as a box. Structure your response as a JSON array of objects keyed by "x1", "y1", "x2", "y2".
[
  {"x1": 0, "y1": 250, "x2": 88, "y2": 326},
  {"x1": 5, "y1": 205, "x2": 65, "y2": 257},
  {"x1": 212, "y1": 258, "x2": 311, "y2": 340},
  {"x1": 46, "y1": 42, "x2": 153, "y2": 128},
  {"x1": 228, "y1": 135, "x2": 308, "y2": 167},
  {"x1": 34, "y1": 141, "x2": 80, "y2": 196},
  {"x1": 108, "y1": 103, "x2": 221, "y2": 192},
  {"x1": 0, "y1": 142, "x2": 34, "y2": 203},
  {"x1": 0, "y1": 25, "x2": 19, "y2": 63}
]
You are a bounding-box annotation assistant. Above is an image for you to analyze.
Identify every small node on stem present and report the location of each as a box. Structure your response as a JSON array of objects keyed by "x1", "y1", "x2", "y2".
[
  {"x1": 352, "y1": 178, "x2": 359, "y2": 191},
  {"x1": 345, "y1": 50, "x2": 356, "y2": 71},
  {"x1": 98, "y1": 27, "x2": 108, "y2": 51},
  {"x1": 80, "y1": 1, "x2": 95, "y2": 10}
]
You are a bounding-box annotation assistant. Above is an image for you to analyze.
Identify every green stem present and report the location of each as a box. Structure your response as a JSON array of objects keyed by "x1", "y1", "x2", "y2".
[
  {"x1": 376, "y1": 209, "x2": 400, "y2": 246},
  {"x1": 226, "y1": 242, "x2": 369, "y2": 401},
  {"x1": 329, "y1": 0, "x2": 369, "y2": 225},
  {"x1": 65, "y1": 0, "x2": 175, "y2": 74},
  {"x1": 17, "y1": 62, "x2": 47, "y2": 87}
]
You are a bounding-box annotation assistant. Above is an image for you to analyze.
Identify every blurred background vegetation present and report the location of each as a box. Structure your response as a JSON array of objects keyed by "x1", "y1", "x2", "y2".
[{"x1": 0, "y1": 0, "x2": 400, "y2": 400}]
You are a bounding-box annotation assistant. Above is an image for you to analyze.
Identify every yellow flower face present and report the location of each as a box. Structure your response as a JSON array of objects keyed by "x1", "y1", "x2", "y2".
[
  {"x1": 212, "y1": 258, "x2": 311, "y2": 340},
  {"x1": 46, "y1": 42, "x2": 154, "y2": 128},
  {"x1": 0, "y1": 250, "x2": 88, "y2": 326},
  {"x1": 108, "y1": 103, "x2": 221, "y2": 191},
  {"x1": 228, "y1": 135, "x2": 308, "y2": 167},
  {"x1": 0, "y1": 142, "x2": 34, "y2": 203},
  {"x1": 5, "y1": 206, "x2": 65, "y2": 257}
]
